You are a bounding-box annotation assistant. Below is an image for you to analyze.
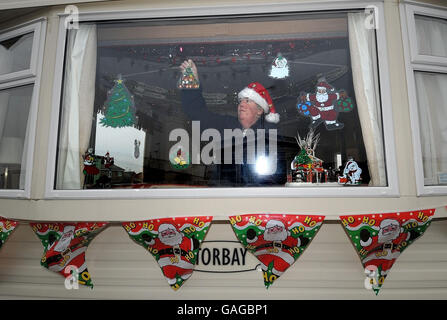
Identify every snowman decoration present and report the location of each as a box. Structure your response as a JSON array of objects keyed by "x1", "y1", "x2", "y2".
[
  {"x1": 338, "y1": 158, "x2": 362, "y2": 185},
  {"x1": 269, "y1": 53, "x2": 289, "y2": 79}
]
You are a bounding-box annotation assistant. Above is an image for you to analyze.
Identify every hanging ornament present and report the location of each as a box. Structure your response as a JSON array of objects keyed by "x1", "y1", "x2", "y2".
[
  {"x1": 100, "y1": 76, "x2": 136, "y2": 128},
  {"x1": 177, "y1": 66, "x2": 200, "y2": 89},
  {"x1": 122, "y1": 216, "x2": 213, "y2": 290},
  {"x1": 0, "y1": 217, "x2": 18, "y2": 249},
  {"x1": 229, "y1": 214, "x2": 324, "y2": 289},
  {"x1": 340, "y1": 209, "x2": 435, "y2": 295},
  {"x1": 31, "y1": 222, "x2": 108, "y2": 288}
]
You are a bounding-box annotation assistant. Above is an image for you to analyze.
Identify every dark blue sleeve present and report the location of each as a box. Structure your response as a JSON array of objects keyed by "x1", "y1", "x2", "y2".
[{"x1": 181, "y1": 88, "x2": 238, "y2": 132}]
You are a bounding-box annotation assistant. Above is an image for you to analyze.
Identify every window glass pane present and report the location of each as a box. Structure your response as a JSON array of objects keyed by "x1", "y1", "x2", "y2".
[
  {"x1": 55, "y1": 12, "x2": 387, "y2": 190},
  {"x1": 414, "y1": 71, "x2": 447, "y2": 186},
  {"x1": 0, "y1": 85, "x2": 33, "y2": 189},
  {"x1": 0, "y1": 32, "x2": 34, "y2": 76},
  {"x1": 415, "y1": 15, "x2": 447, "y2": 58}
]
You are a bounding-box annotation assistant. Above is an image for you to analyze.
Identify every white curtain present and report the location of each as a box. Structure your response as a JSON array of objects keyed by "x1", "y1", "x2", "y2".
[
  {"x1": 348, "y1": 13, "x2": 386, "y2": 186},
  {"x1": 56, "y1": 24, "x2": 97, "y2": 189},
  {"x1": 415, "y1": 15, "x2": 447, "y2": 58},
  {"x1": 0, "y1": 34, "x2": 34, "y2": 189},
  {"x1": 414, "y1": 16, "x2": 447, "y2": 185},
  {"x1": 415, "y1": 73, "x2": 447, "y2": 185},
  {"x1": 0, "y1": 41, "x2": 13, "y2": 155}
]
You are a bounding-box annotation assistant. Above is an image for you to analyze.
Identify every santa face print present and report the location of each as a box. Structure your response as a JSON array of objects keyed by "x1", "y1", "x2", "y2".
[
  {"x1": 264, "y1": 220, "x2": 288, "y2": 242},
  {"x1": 158, "y1": 224, "x2": 183, "y2": 247},
  {"x1": 316, "y1": 90, "x2": 328, "y2": 103},
  {"x1": 378, "y1": 220, "x2": 400, "y2": 243},
  {"x1": 379, "y1": 224, "x2": 400, "y2": 243}
]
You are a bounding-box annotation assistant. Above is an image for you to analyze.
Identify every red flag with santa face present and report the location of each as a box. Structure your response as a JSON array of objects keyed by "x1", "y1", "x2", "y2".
[
  {"x1": 340, "y1": 209, "x2": 435, "y2": 295},
  {"x1": 122, "y1": 216, "x2": 212, "y2": 291},
  {"x1": 30, "y1": 222, "x2": 108, "y2": 288},
  {"x1": 229, "y1": 214, "x2": 325, "y2": 288}
]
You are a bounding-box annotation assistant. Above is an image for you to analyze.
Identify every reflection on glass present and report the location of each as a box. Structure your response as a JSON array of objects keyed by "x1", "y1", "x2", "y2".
[
  {"x1": 0, "y1": 85, "x2": 33, "y2": 189},
  {"x1": 415, "y1": 15, "x2": 447, "y2": 58},
  {"x1": 0, "y1": 32, "x2": 34, "y2": 76},
  {"x1": 415, "y1": 71, "x2": 447, "y2": 186},
  {"x1": 56, "y1": 12, "x2": 388, "y2": 190}
]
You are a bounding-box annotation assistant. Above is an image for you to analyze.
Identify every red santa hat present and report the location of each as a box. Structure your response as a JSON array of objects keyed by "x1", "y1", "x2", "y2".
[
  {"x1": 316, "y1": 81, "x2": 334, "y2": 92},
  {"x1": 238, "y1": 82, "x2": 280, "y2": 123}
]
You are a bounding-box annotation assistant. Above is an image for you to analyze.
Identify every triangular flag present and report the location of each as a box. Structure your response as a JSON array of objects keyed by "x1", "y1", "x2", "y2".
[
  {"x1": 0, "y1": 217, "x2": 18, "y2": 249},
  {"x1": 122, "y1": 216, "x2": 213, "y2": 290},
  {"x1": 340, "y1": 209, "x2": 435, "y2": 295},
  {"x1": 30, "y1": 222, "x2": 108, "y2": 288},
  {"x1": 229, "y1": 214, "x2": 325, "y2": 288}
]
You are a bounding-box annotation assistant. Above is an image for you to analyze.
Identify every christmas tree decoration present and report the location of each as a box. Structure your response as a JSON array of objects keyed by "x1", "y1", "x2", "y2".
[
  {"x1": 122, "y1": 216, "x2": 213, "y2": 291},
  {"x1": 31, "y1": 222, "x2": 108, "y2": 288},
  {"x1": 229, "y1": 214, "x2": 325, "y2": 289},
  {"x1": 338, "y1": 158, "x2": 362, "y2": 185},
  {"x1": 298, "y1": 78, "x2": 353, "y2": 131},
  {"x1": 177, "y1": 66, "x2": 200, "y2": 89},
  {"x1": 290, "y1": 129, "x2": 328, "y2": 183},
  {"x1": 340, "y1": 209, "x2": 435, "y2": 295},
  {"x1": 0, "y1": 217, "x2": 18, "y2": 249},
  {"x1": 100, "y1": 77, "x2": 136, "y2": 128},
  {"x1": 269, "y1": 53, "x2": 289, "y2": 79}
]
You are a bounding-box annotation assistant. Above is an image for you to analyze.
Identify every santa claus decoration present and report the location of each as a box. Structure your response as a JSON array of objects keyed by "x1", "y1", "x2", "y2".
[
  {"x1": 298, "y1": 78, "x2": 353, "y2": 131},
  {"x1": 31, "y1": 222, "x2": 109, "y2": 288},
  {"x1": 230, "y1": 214, "x2": 324, "y2": 288},
  {"x1": 122, "y1": 216, "x2": 212, "y2": 290},
  {"x1": 340, "y1": 209, "x2": 435, "y2": 295}
]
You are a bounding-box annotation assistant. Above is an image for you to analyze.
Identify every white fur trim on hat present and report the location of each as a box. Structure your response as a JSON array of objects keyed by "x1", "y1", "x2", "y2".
[
  {"x1": 360, "y1": 237, "x2": 372, "y2": 247},
  {"x1": 238, "y1": 87, "x2": 269, "y2": 113},
  {"x1": 265, "y1": 112, "x2": 280, "y2": 124}
]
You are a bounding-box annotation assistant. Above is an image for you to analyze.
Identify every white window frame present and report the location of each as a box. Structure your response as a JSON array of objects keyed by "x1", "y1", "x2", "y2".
[
  {"x1": 0, "y1": 18, "x2": 46, "y2": 198},
  {"x1": 401, "y1": 1, "x2": 447, "y2": 196},
  {"x1": 45, "y1": 0, "x2": 399, "y2": 199}
]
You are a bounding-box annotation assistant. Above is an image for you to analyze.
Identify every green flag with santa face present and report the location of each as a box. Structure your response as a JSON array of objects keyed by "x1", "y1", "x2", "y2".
[
  {"x1": 229, "y1": 214, "x2": 325, "y2": 289},
  {"x1": 0, "y1": 217, "x2": 18, "y2": 249},
  {"x1": 340, "y1": 209, "x2": 435, "y2": 295}
]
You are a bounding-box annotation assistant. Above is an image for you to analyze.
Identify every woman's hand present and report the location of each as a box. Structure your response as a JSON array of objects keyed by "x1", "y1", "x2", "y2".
[{"x1": 180, "y1": 59, "x2": 199, "y2": 82}]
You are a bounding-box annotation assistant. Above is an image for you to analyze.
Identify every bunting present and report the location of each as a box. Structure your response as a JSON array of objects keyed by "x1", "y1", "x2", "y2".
[
  {"x1": 340, "y1": 209, "x2": 435, "y2": 295},
  {"x1": 30, "y1": 222, "x2": 108, "y2": 288},
  {"x1": 122, "y1": 216, "x2": 212, "y2": 290},
  {"x1": 229, "y1": 214, "x2": 324, "y2": 288},
  {"x1": 0, "y1": 217, "x2": 18, "y2": 249}
]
